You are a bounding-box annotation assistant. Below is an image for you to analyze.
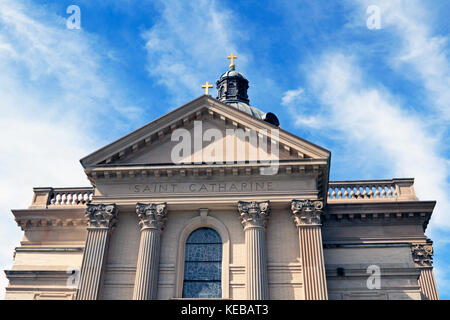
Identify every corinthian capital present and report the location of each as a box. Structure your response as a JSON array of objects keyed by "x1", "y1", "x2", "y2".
[
  {"x1": 290, "y1": 199, "x2": 323, "y2": 226},
  {"x1": 238, "y1": 200, "x2": 270, "y2": 229},
  {"x1": 86, "y1": 203, "x2": 117, "y2": 228},
  {"x1": 136, "y1": 203, "x2": 167, "y2": 232},
  {"x1": 411, "y1": 244, "x2": 434, "y2": 267}
]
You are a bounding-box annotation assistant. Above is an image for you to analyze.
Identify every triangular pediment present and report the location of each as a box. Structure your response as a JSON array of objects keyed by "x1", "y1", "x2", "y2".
[{"x1": 80, "y1": 95, "x2": 330, "y2": 169}]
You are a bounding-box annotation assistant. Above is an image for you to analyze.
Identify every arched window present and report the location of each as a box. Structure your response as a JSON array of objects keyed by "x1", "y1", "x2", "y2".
[{"x1": 182, "y1": 227, "x2": 222, "y2": 298}]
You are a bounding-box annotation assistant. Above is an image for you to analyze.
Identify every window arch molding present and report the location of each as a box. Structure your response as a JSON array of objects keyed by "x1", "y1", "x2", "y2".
[{"x1": 175, "y1": 215, "x2": 230, "y2": 299}]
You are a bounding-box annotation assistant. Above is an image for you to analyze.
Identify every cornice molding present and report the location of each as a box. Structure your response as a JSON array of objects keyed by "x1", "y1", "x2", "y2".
[
  {"x1": 325, "y1": 201, "x2": 435, "y2": 231},
  {"x1": 12, "y1": 208, "x2": 88, "y2": 231},
  {"x1": 85, "y1": 160, "x2": 327, "y2": 181}
]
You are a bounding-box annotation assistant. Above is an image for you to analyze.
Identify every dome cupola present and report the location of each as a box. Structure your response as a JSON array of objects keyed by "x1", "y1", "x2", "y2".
[{"x1": 215, "y1": 53, "x2": 280, "y2": 127}]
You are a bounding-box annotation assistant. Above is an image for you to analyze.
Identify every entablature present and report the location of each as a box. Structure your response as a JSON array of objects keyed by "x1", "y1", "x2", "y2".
[{"x1": 325, "y1": 200, "x2": 435, "y2": 231}]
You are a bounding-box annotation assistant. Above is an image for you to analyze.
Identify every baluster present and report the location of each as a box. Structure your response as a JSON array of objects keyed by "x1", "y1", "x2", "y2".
[
  {"x1": 63, "y1": 193, "x2": 68, "y2": 205},
  {"x1": 387, "y1": 186, "x2": 393, "y2": 198},
  {"x1": 375, "y1": 186, "x2": 380, "y2": 199},
  {"x1": 55, "y1": 193, "x2": 61, "y2": 205},
  {"x1": 367, "y1": 186, "x2": 373, "y2": 199},
  {"x1": 66, "y1": 194, "x2": 72, "y2": 205},
  {"x1": 362, "y1": 186, "x2": 368, "y2": 199},
  {"x1": 355, "y1": 186, "x2": 361, "y2": 199},
  {"x1": 50, "y1": 194, "x2": 56, "y2": 205}
]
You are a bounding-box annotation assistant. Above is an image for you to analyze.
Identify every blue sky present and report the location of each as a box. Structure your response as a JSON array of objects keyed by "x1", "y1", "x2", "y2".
[{"x1": 0, "y1": 0, "x2": 449, "y2": 299}]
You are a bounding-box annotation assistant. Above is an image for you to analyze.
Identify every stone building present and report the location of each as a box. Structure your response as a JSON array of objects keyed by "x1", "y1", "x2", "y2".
[{"x1": 4, "y1": 58, "x2": 439, "y2": 300}]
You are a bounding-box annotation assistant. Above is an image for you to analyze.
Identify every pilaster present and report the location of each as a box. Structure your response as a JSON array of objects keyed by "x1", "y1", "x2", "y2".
[
  {"x1": 76, "y1": 203, "x2": 117, "y2": 300},
  {"x1": 291, "y1": 199, "x2": 328, "y2": 300},
  {"x1": 412, "y1": 243, "x2": 439, "y2": 300},
  {"x1": 238, "y1": 200, "x2": 270, "y2": 300},
  {"x1": 133, "y1": 202, "x2": 167, "y2": 300}
]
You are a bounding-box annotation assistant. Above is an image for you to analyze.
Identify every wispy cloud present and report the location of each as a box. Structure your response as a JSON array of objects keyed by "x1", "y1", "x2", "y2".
[
  {"x1": 142, "y1": 0, "x2": 248, "y2": 105},
  {"x1": 284, "y1": 0, "x2": 449, "y2": 297},
  {"x1": 0, "y1": 0, "x2": 142, "y2": 298},
  {"x1": 305, "y1": 53, "x2": 448, "y2": 229},
  {"x1": 352, "y1": 0, "x2": 450, "y2": 120},
  {"x1": 285, "y1": 50, "x2": 450, "y2": 297}
]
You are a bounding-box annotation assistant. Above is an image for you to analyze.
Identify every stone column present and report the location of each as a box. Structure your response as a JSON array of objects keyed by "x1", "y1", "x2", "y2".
[
  {"x1": 76, "y1": 203, "x2": 117, "y2": 300},
  {"x1": 412, "y1": 243, "x2": 439, "y2": 300},
  {"x1": 291, "y1": 199, "x2": 328, "y2": 300},
  {"x1": 133, "y1": 203, "x2": 167, "y2": 300},
  {"x1": 238, "y1": 200, "x2": 270, "y2": 300}
]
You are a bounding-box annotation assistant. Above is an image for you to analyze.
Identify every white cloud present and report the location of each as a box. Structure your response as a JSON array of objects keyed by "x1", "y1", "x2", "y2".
[
  {"x1": 0, "y1": 0, "x2": 138, "y2": 299},
  {"x1": 142, "y1": 0, "x2": 248, "y2": 105},
  {"x1": 293, "y1": 53, "x2": 449, "y2": 231},
  {"x1": 281, "y1": 88, "x2": 304, "y2": 106},
  {"x1": 287, "y1": 51, "x2": 450, "y2": 297},
  {"x1": 281, "y1": 88, "x2": 322, "y2": 128},
  {"x1": 283, "y1": 0, "x2": 450, "y2": 231},
  {"x1": 353, "y1": 0, "x2": 450, "y2": 121}
]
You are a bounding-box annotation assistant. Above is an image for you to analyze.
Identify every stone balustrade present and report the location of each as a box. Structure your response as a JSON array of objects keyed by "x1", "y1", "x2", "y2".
[
  {"x1": 31, "y1": 187, "x2": 94, "y2": 208},
  {"x1": 328, "y1": 178, "x2": 418, "y2": 202},
  {"x1": 49, "y1": 188, "x2": 93, "y2": 206}
]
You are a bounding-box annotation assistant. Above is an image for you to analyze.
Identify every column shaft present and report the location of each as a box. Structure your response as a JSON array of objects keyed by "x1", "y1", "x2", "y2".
[
  {"x1": 245, "y1": 227, "x2": 269, "y2": 300},
  {"x1": 291, "y1": 199, "x2": 328, "y2": 300},
  {"x1": 411, "y1": 243, "x2": 439, "y2": 300},
  {"x1": 298, "y1": 226, "x2": 328, "y2": 300},
  {"x1": 238, "y1": 200, "x2": 270, "y2": 300},
  {"x1": 418, "y1": 268, "x2": 439, "y2": 300},
  {"x1": 133, "y1": 229, "x2": 161, "y2": 300},
  {"x1": 76, "y1": 228, "x2": 109, "y2": 300},
  {"x1": 132, "y1": 202, "x2": 167, "y2": 300},
  {"x1": 76, "y1": 203, "x2": 116, "y2": 300}
]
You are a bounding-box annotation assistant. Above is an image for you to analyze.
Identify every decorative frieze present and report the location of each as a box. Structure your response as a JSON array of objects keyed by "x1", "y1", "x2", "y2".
[
  {"x1": 85, "y1": 161, "x2": 327, "y2": 181},
  {"x1": 237, "y1": 200, "x2": 270, "y2": 229},
  {"x1": 291, "y1": 199, "x2": 323, "y2": 226},
  {"x1": 15, "y1": 218, "x2": 87, "y2": 230},
  {"x1": 411, "y1": 244, "x2": 433, "y2": 267},
  {"x1": 136, "y1": 203, "x2": 167, "y2": 232},
  {"x1": 86, "y1": 203, "x2": 117, "y2": 228}
]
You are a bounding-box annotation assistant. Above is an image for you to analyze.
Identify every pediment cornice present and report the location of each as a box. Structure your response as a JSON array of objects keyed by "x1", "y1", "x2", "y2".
[{"x1": 80, "y1": 95, "x2": 330, "y2": 169}]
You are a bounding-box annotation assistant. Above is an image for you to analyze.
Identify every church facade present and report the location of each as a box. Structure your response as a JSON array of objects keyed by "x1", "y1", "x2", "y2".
[{"x1": 4, "y1": 58, "x2": 439, "y2": 300}]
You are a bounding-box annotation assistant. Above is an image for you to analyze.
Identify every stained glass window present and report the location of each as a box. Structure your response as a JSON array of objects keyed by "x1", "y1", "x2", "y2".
[{"x1": 182, "y1": 227, "x2": 222, "y2": 298}]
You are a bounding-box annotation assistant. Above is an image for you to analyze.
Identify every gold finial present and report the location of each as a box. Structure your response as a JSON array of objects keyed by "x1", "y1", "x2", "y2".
[
  {"x1": 227, "y1": 52, "x2": 237, "y2": 69},
  {"x1": 201, "y1": 81, "x2": 213, "y2": 95}
]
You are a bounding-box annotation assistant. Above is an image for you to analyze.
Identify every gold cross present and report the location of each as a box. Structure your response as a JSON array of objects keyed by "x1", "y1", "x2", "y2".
[
  {"x1": 227, "y1": 53, "x2": 237, "y2": 69},
  {"x1": 201, "y1": 81, "x2": 213, "y2": 95}
]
